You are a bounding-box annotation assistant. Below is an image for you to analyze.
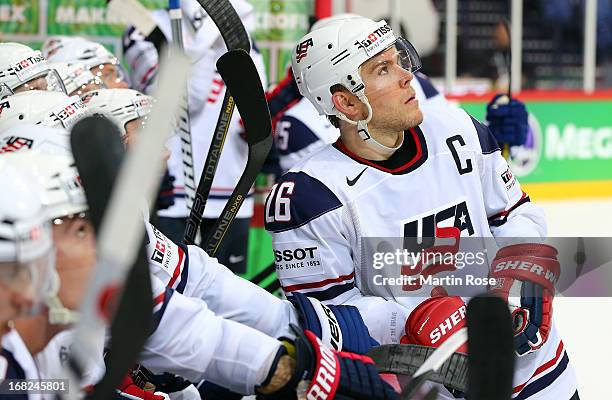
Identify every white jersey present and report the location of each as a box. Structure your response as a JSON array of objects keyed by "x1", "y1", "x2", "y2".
[
  {"x1": 274, "y1": 73, "x2": 448, "y2": 174},
  {"x1": 264, "y1": 103, "x2": 577, "y2": 399},
  {"x1": 35, "y1": 329, "x2": 105, "y2": 387},
  {"x1": 124, "y1": 0, "x2": 266, "y2": 219},
  {"x1": 140, "y1": 220, "x2": 298, "y2": 394},
  {"x1": 1, "y1": 329, "x2": 44, "y2": 400}
]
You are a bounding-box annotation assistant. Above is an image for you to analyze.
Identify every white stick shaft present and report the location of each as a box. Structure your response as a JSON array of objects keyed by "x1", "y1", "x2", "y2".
[
  {"x1": 108, "y1": 0, "x2": 157, "y2": 36},
  {"x1": 64, "y1": 48, "x2": 190, "y2": 398},
  {"x1": 583, "y1": 0, "x2": 597, "y2": 93}
]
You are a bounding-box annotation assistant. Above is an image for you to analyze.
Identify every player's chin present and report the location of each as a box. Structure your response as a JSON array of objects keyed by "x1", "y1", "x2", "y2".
[
  {"x1": 414, "y1": 109, "x2": 424, "y2": 125},
  {"x1": 403, "y1": 109, "x2": 424, "y2": 129}
]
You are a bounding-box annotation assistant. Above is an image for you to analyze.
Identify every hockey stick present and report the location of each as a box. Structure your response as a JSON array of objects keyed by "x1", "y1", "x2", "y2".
[
  {"x1": 369, "y1": 295, "x2": 515, "y2": 399},
  {"x1": 202, "y1": 49, "x2": 273, "y2": 256},
  {"x1": 466, "y1": 295, "x2": 514, "y2": 400},
  {"x1": 369, "y1": 329, "x2": 469, "y2": 395},
  {"x1": 169, "y1": 0, "x2": 197, "y2": 211},
  {"x1": 107, "y1": 0, "x2": 167, "y2": 53},
  {"x1": 183, "y1": 0, "x2": 251, "y2": 245},
  {"x1": 108, "y1": 0, "x2": 197, "y2": 210},
  {"x1": 63, "y1": 47, "x2": 190, "y2": 400}
]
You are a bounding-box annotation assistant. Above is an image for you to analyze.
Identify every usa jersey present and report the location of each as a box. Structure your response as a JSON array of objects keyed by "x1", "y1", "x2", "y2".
[
  {"x1": 1, "y1": 329, "x2": 43, "y2": 400},
  {"x1": 264, "y1": 103, "x2": 577, "y2": 399},
  {"x1": 274, "y1": 72, "x2": 446, "y2": 174},
  {"x1": 139, "y1": 220, "x2": 295, "y2": 394}
]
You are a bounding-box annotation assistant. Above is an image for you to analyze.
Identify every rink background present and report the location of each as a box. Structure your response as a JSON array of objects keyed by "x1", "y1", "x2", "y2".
[{"x1": 534, "y1": 196, "x2": 612, "y2": 399}]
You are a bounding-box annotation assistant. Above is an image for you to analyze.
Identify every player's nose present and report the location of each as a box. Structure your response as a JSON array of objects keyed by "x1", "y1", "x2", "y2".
[{"x1": 399, "y1": 69, "x2": 414, "y2": 88}]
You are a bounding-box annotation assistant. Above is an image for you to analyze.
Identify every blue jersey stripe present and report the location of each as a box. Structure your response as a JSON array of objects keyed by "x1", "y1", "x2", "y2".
[
  {"x1": 470, "y1": 115, "x2": 501, "y2": 154},
  {"x1": 514, "y1": 351, "x2": 570, "y2": 400}
]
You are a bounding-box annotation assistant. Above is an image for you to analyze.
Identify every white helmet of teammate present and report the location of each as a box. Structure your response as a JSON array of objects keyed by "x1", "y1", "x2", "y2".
[
  {"x1": 0, "y1": 123, "x2": 70, "y2": 155},
  {"x1": 47, "y1": 38, "x2": 129, "y2": 88},
  {"x1": 48, "y1": 61, "x2": 105, "y2": 96},
  {"x1": 41, "y1": 35, "x2": 79, "y2": 58},
  {"x1": 291, "y1": 16, "x2": 421, "y2": 152},
  {"x1": 0, "y1": 126, "x2": 85, "y2": 218},
  {"x1": 82, "y1": 88, "x2": 153, "y2": 137},
  {"x1": 0, "y1": 42, "x2": 67, "y2": 99},
  {"x1": 0, "y1": 156, "x2": 55, "y2": 319},
  {"x1": 2, "y1": 152, "x2": 83, "y2": 324},
  {"x1": 0, "y1": 90, "x2": 91, "y2": 133}
]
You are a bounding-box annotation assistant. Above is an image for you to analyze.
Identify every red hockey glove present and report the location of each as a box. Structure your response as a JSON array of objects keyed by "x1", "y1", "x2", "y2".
[
  {"x1": 400, "y1": 294, "x2": 468, "y2": 354},
  {"x1": 116, "y1": 368, "x2": 170, "y2": 400},
  {"x1": 489, "y1": 243, "x2": 560, "y2": 356}
]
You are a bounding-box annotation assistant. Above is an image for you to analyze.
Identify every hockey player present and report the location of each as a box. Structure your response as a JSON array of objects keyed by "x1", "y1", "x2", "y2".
[
  {"x1": 1, "y1": 122, "x2": 396, "y2": 399},
  {"x1": 122, "y1": 0, "x2": 267, "y2": 273},
  {"x1": 0, "y1": 42, "x2": 67, "y2": 99},
  {"x1": 265, "y1": 16, "x2": 578, "y2": 399},
  {"x1": 269, "y1": 14, "x2": 529, "y2": 174},
  {"x1": 47, "y1": 37, "x2": 129, "y2": 89},
  {"x1": 0, "y1": 158, "x2": 62, "y2": 399}
]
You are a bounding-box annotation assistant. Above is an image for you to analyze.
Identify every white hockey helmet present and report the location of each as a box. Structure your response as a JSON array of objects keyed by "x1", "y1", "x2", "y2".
[
  {"x1": 82, "y1": 88, "x2": 153, "y2": 137},
  {"x1": 0, "y1": 42, "x2": 67, "y2": 100},
  {"x1": 0, "y1": 156, "x2": 55, "y2": 319},
  {"x1": 0, "y1": 123, "x2": 70, "y2": 156},
  {"x1": 0, "y1": 125, "x2": 85, "y2": 219},
  {"x1": 41, "y1": 35, "x2": 80, "y2": 58},
  {"x1": 2, "y1": 152, "x2": 83, "y2": 324},
  {"x1": 0, "y1": 90, "x2": 92, "y2": 132},
  {"x1": 291, "y1": 16, "x2": 421, "y2": 152},
  {"x1": 48, "y1": 61, "x2": 105, "y2": 96},
  {"x1": 47, "y1": 38, "x2": 129, "y2": 88}
]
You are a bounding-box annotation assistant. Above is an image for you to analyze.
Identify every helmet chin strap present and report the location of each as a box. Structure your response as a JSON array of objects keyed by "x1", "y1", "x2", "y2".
[
  {"x1": 45, "y1": 269, "x2": 79, "y2": 325},
  {"x1": 337, "y1": 93, "x2": 404, "y2": 157}
]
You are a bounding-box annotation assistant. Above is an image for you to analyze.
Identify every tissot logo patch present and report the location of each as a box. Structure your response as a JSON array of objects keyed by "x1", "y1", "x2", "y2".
[
  {"x1": 274, "y1": 241, "x2": 324, "y2": 279},
  {"x1": 501, "y1": 167, "x2": 516, "y2": 191}
]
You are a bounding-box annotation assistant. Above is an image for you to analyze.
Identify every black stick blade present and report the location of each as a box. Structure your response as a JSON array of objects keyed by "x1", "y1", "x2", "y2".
[
  {"x1": 467, "y1": 295, "x2": 515, "y2": 400},
  {"x1": 70, "y1": 115, "x2": 125, "y2": 233},
  {"x1": 217, "y1": 49, "x2": 272, "y2": 145}
]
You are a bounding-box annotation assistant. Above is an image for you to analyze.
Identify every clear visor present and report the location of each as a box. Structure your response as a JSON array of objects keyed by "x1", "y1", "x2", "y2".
[
  {"x1": 14, "y1": 69, "x2": 66, "y2": 95},
  {"x1": 91, "y1": 63, "x2": 130, "y2": 89},
  {"x1": 361, "y1": 37, "x2": 422, "y2": 77},
  {"x1": 70, "y1": 76, "x2": 106, "y2": 97},
  {"x1": 0, "y1": 69, "x2": 67, "y2": 100},
  {"x1": 355, "y1": 37, "x2": 422, "y2": 105},
  {"x1": 0, "y1": 247, "x2": 55, "y2": 320}
]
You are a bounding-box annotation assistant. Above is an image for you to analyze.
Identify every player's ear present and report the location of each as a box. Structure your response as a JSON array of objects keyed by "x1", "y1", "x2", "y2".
[{"x1": 331, "y1": 90, "x2": 367, "y2": 122}]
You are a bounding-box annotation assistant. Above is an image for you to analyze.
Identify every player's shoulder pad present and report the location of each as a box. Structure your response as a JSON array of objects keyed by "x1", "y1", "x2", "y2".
[
  {"x1": 415, "y1": 72, "x2": 440, "y2": 99},
  {"x1": 276, "y1": 114, "x2": 321, "y2": 155},
  {"x1": 265, "y1": 171, "x2": 342, "y2": 233},
  {"x1": 470, "y1": 115, "x2": 501, "y2": 154}
]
